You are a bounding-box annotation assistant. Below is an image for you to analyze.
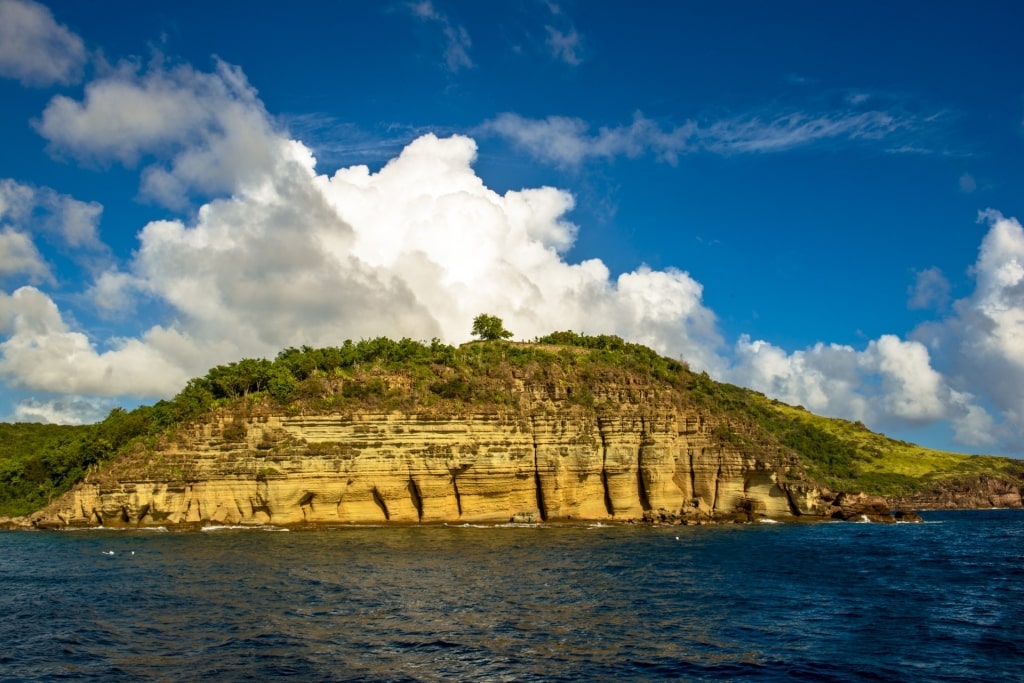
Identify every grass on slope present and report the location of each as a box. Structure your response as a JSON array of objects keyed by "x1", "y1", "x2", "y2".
[
  {"x1": 767, "y1": 402, "x2": 1023, "y2": 495},
  {"x1": 685, "y1": 371, "x2": 1022, "y2": 496}
]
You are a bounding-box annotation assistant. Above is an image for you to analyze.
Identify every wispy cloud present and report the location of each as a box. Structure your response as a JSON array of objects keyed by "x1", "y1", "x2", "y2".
[
  {"x1": 541, "y1": 1, "x2": 584, "y2": 65},
  {"x1": 482, "y1": 112, "x2": 690, "y2": 166},
  {"x1": 785, "y1": 73, "x2": 816, "y2": 86},
  {"x1": 545, "y1": 26, "x2": 583, "y2": 65},
  {"x1": 959, "y1": 172, "x2": 977, "y2": 193},
  {"x1": 701, "y1": 110, "x2": 907, "y2": 154},
  {"x1": 908, "y1": 267, "x2": 951, "y2": 310},
  {"x1": 484, "y1": 105, "x2": 933, "y2": 167},
  {"x1": 279, "y1": 113, "x2": 447, "y2": 169},
  {"x1": 408, "y1": 1, "x2": 473, "y2": 72}
]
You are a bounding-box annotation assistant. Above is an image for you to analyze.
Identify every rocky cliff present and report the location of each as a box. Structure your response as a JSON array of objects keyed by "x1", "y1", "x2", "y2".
[
  {"x1": 887, "y1": 476, "x2": 1022, "y2": 511},
  {"x1": 30, "y1": 381, "x2": 830, "y2": 528},
  {"x1": 14, "y1": 336, "x2": 1018, "y2": 530}
]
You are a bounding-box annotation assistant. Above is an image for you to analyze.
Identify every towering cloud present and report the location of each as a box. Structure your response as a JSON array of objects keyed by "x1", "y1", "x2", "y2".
[{"x1": 5, "y1": 59, "x2": 721, "y2": 406}]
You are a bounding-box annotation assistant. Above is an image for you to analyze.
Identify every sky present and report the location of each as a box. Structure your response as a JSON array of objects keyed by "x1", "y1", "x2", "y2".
[{"x1": 2, "y1": 0, "x2": 1024, "y2": 457}]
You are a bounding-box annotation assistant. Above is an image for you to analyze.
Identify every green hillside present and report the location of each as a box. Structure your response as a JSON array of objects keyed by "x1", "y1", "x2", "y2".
[
  {"x1": 2, "y1": 332, "x2": 1020, "y2": 517},
  {"x1": 686, "y1": 377, "x2": 1024, "y2": 495}
]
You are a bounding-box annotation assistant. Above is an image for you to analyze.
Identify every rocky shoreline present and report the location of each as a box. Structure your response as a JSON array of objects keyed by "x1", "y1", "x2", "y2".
[
  {"x1": 887, "y1": 476, "x2": 1022, "y2": 511},
  {"x1": 16, "y1": 490, "x2": 1017, "y2": 530}
]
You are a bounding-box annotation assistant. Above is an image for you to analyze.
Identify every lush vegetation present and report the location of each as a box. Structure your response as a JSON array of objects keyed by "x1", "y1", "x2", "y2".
[
  {"x1": 2, "y1": 331, "x2": 1020, "y2": 516},
  {"x1": 0, "y1": 409, "x2": 164, "y2": 516}
]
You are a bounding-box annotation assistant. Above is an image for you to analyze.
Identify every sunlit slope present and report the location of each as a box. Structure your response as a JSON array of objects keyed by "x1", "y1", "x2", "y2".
[
  {"x1": 762, "y1": 399, "x2": 1021, "y2": 495},
  {"x1": 684, "y1": 372, "x2": 1023, "y2": 496}
]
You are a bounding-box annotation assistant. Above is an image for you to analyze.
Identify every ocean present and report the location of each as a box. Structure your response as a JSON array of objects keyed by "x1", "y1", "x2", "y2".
[{"x1": 1, "y1": 510, "x2": 1021, "y2": 682}]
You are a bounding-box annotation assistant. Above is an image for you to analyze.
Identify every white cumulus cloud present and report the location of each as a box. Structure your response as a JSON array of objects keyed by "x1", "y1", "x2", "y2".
[
  {"x1": 37, "y1": 59, "x2": 278, "y2": 208},
  {"x1": 10, "y1": 395, "x2": 116, "y2": 425},
  {"x1": 0, "y1": 0, "x2": 86, "y2": 86},
  {"x1": 3, "y1": 59, "x2": 723, "y2": 403},
  {"x1": 0, "y1": 228, "x2": 51, "y2": 283},
  {"x1": 0, "y1": 286, "x2": 191, "y2": 396},
  {"x1": 727, "y1": 333, "x2": 990, "y2": 442},
  {"x1": 910, "y1": 211, "x2": 1024, "y2": 450},
  {"x1": 727, "y1": 211, "x2": 1024, "y2": 451},
  {"x1": 729, "y1": 336, "x2": 869, "y2": 420},
  {"x1": 860, "y1": 335, "x2": 949, "y2": 423}
]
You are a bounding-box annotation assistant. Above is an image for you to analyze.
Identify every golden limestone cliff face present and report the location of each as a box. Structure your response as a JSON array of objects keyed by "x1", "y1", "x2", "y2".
[{"x1": 35, "y1": 385, "x2": 829, "y2": 528}]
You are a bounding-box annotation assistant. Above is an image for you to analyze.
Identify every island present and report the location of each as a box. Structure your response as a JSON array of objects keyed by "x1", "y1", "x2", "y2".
[{"x1": 2, "y1": 332, "x2": 1021, "y2": 529}]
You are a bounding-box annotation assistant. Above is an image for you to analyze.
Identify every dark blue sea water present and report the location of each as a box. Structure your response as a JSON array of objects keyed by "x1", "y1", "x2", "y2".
[{"x1": 1, "y1": 510, "x2": 1022, "y2": 682}]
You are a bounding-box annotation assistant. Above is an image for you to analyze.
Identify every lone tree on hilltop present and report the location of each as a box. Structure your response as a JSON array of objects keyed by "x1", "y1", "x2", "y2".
[{"x1": 472, "y1": 313, "x2": 513, "y2": 341}]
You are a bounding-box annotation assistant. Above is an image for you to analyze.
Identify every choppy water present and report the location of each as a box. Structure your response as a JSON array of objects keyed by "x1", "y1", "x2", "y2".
[{"x1": 1, "y1": 510, "x2": 1022, "y2": 682}]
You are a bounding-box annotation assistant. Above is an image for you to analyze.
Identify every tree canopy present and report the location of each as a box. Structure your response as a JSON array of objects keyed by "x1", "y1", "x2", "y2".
[{"x1": 471, "y1": 314, "x2": 513, "y2": 341}]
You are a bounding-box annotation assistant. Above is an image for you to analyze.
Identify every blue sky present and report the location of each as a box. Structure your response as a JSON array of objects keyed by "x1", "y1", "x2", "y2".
[{"x1": 2, "y1": 0, "x2": 1024, "y2": 457}]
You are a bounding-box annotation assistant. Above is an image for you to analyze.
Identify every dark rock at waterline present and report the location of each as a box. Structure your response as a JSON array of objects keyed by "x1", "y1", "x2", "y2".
[
  {"x1": 893, "y1": 510, "x2": 924, "y2": 523},
  {"x1": 830, "y1": 491, "x2": 896, "y2": 522}
]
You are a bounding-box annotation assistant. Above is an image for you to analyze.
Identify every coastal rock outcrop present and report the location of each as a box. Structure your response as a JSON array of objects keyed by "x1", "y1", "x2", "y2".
[
  {"x1": 888, "y1": 476, "x2": 1022, "y2": 511},
  {"x1": 829, "y1": 491, "x2": 895, "y2": 523},
  {"x1": 31, "y1": 384, "x2": 830, "y2": 528}
]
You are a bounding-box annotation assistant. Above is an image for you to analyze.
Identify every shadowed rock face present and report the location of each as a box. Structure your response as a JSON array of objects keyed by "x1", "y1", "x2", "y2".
[{"x1": 32, "y1": 386, "x2": 831, "y2": 528}]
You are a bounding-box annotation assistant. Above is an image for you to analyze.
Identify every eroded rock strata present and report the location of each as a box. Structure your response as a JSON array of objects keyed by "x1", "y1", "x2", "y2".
[
  {"x1": 888, "y1": 476, "x2": 1022, "y2": 511},
  {"x1": 32, "y1": 389, "x2": 832, "y2": 528}
]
